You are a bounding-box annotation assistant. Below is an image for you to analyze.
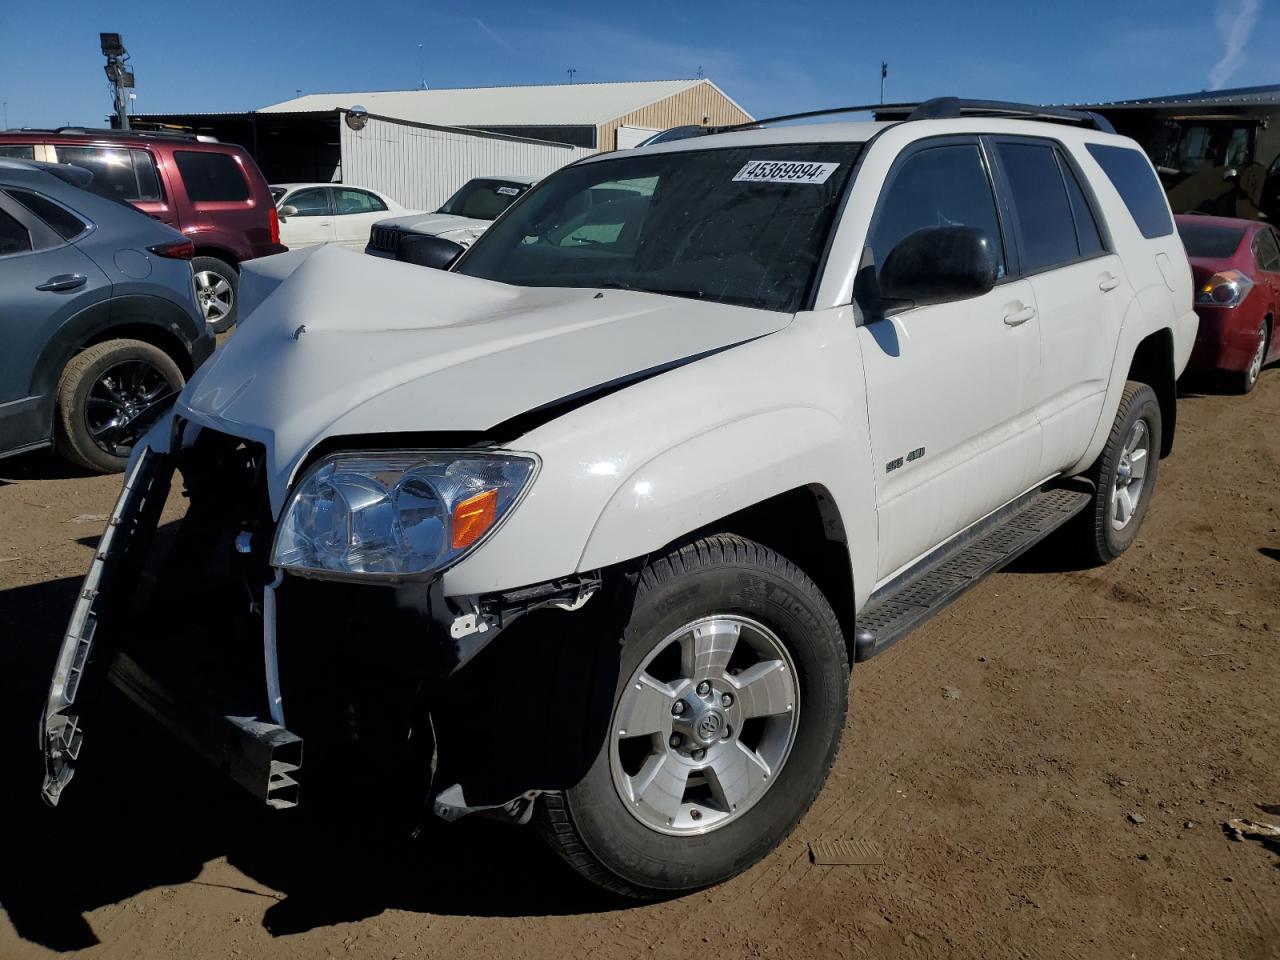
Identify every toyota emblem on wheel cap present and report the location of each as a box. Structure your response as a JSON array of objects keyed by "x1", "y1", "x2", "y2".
[{"x1": 697, "y1": 711, "x2": 722, "y2": 741}]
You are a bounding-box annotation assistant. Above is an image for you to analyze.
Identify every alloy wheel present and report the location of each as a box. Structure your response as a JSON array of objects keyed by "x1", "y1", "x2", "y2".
[
  {"x1": 1110, "y1": 417, "x2": 1151, "y2": 530},
  {"x1": 194, "y1": 270, "x2": 234, "y2": 325},
  {"x1": 83, "y1": 359, "x2": 179, "y2": 457},
  {"x1": 609, "y1": 615, "x2": 800, "y2": 836}
]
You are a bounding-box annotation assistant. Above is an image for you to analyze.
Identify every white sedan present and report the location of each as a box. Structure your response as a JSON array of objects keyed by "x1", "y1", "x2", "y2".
[{"x1": 271, "y1": 183, "x2": 419, "y2": 251}]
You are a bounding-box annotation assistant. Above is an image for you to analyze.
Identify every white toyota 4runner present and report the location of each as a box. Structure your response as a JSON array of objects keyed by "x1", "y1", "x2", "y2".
[{"x1": 43, "y1": 99, "x2": 1197, "y2": 898}]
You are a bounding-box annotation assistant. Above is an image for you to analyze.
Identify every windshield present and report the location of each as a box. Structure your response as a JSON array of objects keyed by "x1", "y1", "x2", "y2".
[
  {"x1": 455, "y1": 142, "x2": 863, "y2": 312},
  {"x1": 1177, "y1": 220, "x2": 1245, "y2": 258},
  {"x1": 438, "y1": 179, "x2": 530, "y2": 219},
  {"x1": 270, "y1": 186, "x2": 287, "y2": 204}
]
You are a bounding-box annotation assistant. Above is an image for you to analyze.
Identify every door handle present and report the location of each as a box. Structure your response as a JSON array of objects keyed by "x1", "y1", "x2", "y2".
[
  {"x1": 36, "y1": 274, "x2": 87, "y2": 292},
  {"x1": 1099, "y1": 274, "x2": 1120, "y2": 292},
  {"x1": 1003, "y1": 305, "x2": 1036, "y2": 326}
]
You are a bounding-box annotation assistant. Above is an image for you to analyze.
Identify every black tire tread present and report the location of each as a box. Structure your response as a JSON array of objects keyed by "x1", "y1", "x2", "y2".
[{"x1": 537, "y1": 533, "x2": 847, "y2": 899}]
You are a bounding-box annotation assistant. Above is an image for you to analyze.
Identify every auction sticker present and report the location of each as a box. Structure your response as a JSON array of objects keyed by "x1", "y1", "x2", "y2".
[
  {"x1": 495, "y1": 186, "x2": 522, "y2": 196},
  {"x1": 732, "y1": 160, "x2": 839, "y2": 184}
]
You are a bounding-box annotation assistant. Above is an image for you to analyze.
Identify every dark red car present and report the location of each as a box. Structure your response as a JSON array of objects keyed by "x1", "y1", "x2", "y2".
[
  {"x1": 0, "y1": 128, "x2": 286, "y2": 331},
  {"x1": 1176, "y1": 213, "x2": 1280, "y2": 393}
]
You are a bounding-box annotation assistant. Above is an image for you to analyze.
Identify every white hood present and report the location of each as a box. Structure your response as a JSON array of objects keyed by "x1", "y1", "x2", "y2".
[
  {"x1": 376, "y1": 211, "x2": 491, "y2": 246},
  {"x1": 178, "y1": 246, "x2": 791, "y2": 512}
]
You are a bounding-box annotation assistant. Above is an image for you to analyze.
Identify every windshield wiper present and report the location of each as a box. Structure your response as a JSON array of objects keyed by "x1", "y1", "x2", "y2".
[{"x1": 599, "y1": 281, "x2": 707, "y2": 300}]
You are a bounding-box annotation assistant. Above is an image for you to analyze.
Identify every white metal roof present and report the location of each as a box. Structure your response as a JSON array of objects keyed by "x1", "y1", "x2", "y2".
[{"x1": 259, "y1": 79, "x2": 740, "y2": 127}]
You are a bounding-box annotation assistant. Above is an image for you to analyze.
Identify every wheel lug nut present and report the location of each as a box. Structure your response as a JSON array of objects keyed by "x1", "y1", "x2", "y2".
[
  {"x1": 691, "y1": 748, "x2": 706, "y2": 761},
  {"x1": 696, "y1": 681, "x2": 711, "y2": 696},
  {"x1": 721, "y1": 692, "x2": 733, "y2": 707},
  {"x1": 669, "y1": 733, "x2": 683, "y2": 749},
  {"x1": 722, "y1": 725, "x2": 732, "y2": 740},
  {"x1": 671, "y1": 701, "x2": 685, "y2": 716}
]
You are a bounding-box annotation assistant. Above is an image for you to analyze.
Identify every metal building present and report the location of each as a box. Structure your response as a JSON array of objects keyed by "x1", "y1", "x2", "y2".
[{"x1": 133, "y1": 79, "x2": 751, "y2": 211}]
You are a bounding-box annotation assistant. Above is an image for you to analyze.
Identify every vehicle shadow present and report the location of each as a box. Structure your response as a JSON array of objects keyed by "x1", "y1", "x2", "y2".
[
  {"x1": 0, "y1": 449, "x2": 96, "y2": 485},
  {"x1": 0, "y1": 577, "x2": 622, "y2": 953}
]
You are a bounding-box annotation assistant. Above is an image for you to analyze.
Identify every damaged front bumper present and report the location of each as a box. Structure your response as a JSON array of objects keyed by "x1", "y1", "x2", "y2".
[{"x1": 40, "y1": 446, "x2": 302, "y2": 809}]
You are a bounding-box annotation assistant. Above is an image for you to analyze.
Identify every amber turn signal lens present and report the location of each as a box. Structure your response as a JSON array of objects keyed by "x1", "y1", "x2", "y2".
[{"x1": 451, "y1": 488, "x2": 499, "y2": 549}]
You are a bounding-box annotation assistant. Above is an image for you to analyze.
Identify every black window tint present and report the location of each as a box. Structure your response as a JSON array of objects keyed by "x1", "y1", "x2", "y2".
[
  {"x1": 0, "y1": 145, "x2": 36, "y2": 160},
  {"x1": 285, "y1": 187, "x2": 331, "y2": 216},
  {"x1": 1059, "y1": 154, "x2": 1105, "y2": 257},
  {"x1": 1255, "y1": 228, "x2": 1280, "y2": 272},
  {"x1": 869, "y1": 144, "x2": 1005, "y2": 277},
  {"x1": 334, "y1": 188, "x2": 387, "y2": 215},
  {"x1": 1177, "y1": 221, "x2": 1245, "y2": 258},
  {"x1": 995, "y1": 142, "x2": 1078, "y2": 271},
  {"x1": 131, "y1": 149, "x2": 162, "y2": 201},
  {"x1": 1086, "y1": 144, "x2": 1174, "y2": 239},
  {"x1": 0, "y1": 207, "x2": 32, "y2": 255},
  {"x1": 6, "y1": 189, "x2": 89, "y2": 241},
  {"x1": 55, "y1": 146, "x2": 141, "y2": 200},
  {"x1": 174, "y1": 150, "x2": 250, "y2": 202}
]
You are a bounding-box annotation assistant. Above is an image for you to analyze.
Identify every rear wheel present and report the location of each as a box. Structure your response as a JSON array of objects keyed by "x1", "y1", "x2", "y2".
[
  {"x1": 1077, "y1": 381, "x2": 1161, "y2": 564},
  {"x1": 538, "y1": 534, "x2": 848, "y2": 898},
  {"x1": 192, "y1": 256, "x2": 238, "y2": 333},
  {"x1": 55, "y1": 339, "x2": 185, "y2": 473},
  {"x1": 1230, "y1": 319, "x2": 1268, "y2": 394}
]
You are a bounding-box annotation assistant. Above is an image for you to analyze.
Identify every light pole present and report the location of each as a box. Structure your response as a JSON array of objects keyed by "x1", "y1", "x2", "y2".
[
  {"x1": 419, "y1": 42, "x2": 426, "y2": 89},
  {"x1": 880, "y1": 62, "x2": 888, "y2": 104},
  {"x1": 567, "y1": 68, "x2": 577, "y2": 84}
]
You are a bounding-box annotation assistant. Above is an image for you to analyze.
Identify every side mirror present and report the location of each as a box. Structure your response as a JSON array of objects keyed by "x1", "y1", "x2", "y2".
[
  {"x1": 396, "y1": 233, "x2": 465, "y2": 270},
  {"x1": 278, "y1": 204, "x2": 298, "y2": 219},
  {"x1": 878, "y1": 225, "x2": 997, "y2": 310}
]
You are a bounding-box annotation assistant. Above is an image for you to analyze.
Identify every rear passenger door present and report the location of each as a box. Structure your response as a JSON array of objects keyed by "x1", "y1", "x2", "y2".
[
  {"x1": 988, "y1": 136, "x2": 1129, "y2": 477},
  {"x1": 857, "y1": 137, "x2": 1042, "y2": 581}
]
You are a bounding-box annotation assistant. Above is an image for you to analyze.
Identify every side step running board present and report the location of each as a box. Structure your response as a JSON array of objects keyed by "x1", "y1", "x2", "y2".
[{"x1": 853, "y1": 484, "x2": 1092, "y2": 662}]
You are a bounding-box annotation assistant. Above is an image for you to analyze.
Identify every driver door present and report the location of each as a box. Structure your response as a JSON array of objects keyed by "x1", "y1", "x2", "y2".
[
  {"x1": 278, "y1": 187, "x2": 335, "y2": 248},
  {"x1": 855, "y1": 137, "x2": 1042, "y2": 582}
]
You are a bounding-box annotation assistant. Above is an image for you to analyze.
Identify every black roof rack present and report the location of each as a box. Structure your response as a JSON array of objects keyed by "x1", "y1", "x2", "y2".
[
  {"x1": 52, "y1": 126, "x2": 205, "y2": 141},
  {"x1": 642, "y1": 96, "x2": 1116, "y2": 145}
]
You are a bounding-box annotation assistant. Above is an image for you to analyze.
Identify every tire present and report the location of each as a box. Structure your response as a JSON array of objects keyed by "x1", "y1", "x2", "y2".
[
  {"x1": 1230, "y1": 320, "x2": 1268, "y2": 395},
  {"x1": 538, "y1": 534, "x2": 849, "y2": 898},
  {"x1": 1078, "y1": 380, "x2": 1162, "y2": 564},
  {"x1": 54, "y1": 339, "x2": 186, "y2": 473},
  {"x1": 192, "y1": 256, "x2": 238, "y2": 333}
]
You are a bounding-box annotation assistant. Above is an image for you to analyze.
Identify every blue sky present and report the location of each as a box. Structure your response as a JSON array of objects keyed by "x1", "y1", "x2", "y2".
[{"x1": 0, "y1": 0, "x2": 1276, "y2": 128}]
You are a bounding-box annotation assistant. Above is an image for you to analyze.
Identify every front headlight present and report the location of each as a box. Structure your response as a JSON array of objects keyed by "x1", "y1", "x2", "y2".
[{"x1": 272, "y1": 451, "x2": 537, "y2": 579}]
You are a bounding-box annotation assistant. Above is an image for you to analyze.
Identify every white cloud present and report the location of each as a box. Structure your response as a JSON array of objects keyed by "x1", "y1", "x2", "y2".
[{"x1": 1208, "y1": 0, "x2": 1262, "y2": 90}]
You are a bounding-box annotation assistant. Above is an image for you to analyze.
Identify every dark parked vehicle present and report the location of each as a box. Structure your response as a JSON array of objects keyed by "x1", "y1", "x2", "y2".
[
  {"x1": 1176, "y1": 213, "x2": 1280, "y2": 393},
  {"x1": 0, "y1": 128, "x2": 287, "y2": 331},
  {"x1": 0, "y1": 160, "x2": 213, "y2": 471}
]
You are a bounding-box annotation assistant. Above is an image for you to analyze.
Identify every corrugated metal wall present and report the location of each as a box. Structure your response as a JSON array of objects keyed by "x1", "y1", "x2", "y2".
[
  {"x1": 599, "y1": 84, "x2": 752, "y2": 152},
  {"x1": 341, "y1": 115, "x2": 593, "y2": 210}
]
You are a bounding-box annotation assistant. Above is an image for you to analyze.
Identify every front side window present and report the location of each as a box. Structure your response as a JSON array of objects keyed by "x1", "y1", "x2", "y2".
[
  {"x1": 335, "y1": 188, "x2": 387, "y2": 215},
  {"x1": 995, "y1": 141, "x2": 1079, "y2": 272},
  {"x1": 284, "y1": 187, "x2": 331, "y2": 216},
  {"x1": 439, "y1": 179, "x2": 531, "y2": 220},
  {"x1": 173, "y1": 150, "x2": 250, "y2": 202},
  {"x1": 457, "y1": 143, "x2": 863, "y2": 313},
  {"x1": 867, "y1": 143, "x2": 1006, "y2": 278},
  {"x1": 1086, "y1": 144, "x2": 1174, "y2": 240},
  {"x1": 0, "y1": 207, "x2": 32, "y2": 256},
  {"x1": 54, "y1": 145, "x2": 160, "y2": 201}
]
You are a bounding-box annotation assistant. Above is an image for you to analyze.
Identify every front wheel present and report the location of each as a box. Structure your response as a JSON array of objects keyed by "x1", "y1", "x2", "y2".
[
  {"x1": 1230, "y1": 320, "x2": 1269, "y2": 394},
  {"x1": 191, "y1": 257, "x2": 238, "y2": 333},
  {"x1": 538, "y1": 534, "x2": 848, "y2": 898}
]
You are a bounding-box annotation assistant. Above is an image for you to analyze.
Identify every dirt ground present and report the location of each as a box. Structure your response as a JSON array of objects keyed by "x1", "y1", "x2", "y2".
[{"x1": 1, "y1": 370, "x2": 1277, "y2": 960}]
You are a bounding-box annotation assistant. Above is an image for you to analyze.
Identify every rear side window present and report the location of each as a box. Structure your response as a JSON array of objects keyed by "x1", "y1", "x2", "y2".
[
  {"x1": 1060, "y1": 158, "x2": 1105, "y2": 257},
  {"x1": 0, "y1": 207, "x2": 31, "y2": 255},
  {"x1": 1085, "y1": 144, "x2": 1174, "y2": 239},
  {"x1": 334, "y1": 188, "x2": 387, "y2": 215},
  {"x1": 174, "y1": 150, "x2": 250, "y2": 202},
  {"x1": 132, "y1": 149, "x2": 162, "y2": 201},
  {"x1": 53, "y1": 145, "x2": 161, "y2": 201},
  {"x1": 0, "y1": 144, "x2": 36, "y2": 160},
  {"x1": 1255, "y1": 229, "x2": 1280, "y2": 272},
  {"x1": 6, "y1": 189, "x2": 89, "y2": 241},
  {"x1": 869, "y1": 143, "x2": 1006, "y2": 278},
  {"x1": 995, "y1": 141, "x2": 1078, "y2": 271}
]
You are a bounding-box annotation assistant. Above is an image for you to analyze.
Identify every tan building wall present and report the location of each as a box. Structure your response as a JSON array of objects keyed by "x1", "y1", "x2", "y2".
[{"x1": 597, "y1": 81, "x2": 752, "y2": 151}]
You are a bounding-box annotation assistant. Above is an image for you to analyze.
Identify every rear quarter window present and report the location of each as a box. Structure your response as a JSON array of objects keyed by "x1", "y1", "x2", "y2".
[
  {"x1": 6, "y1": 189, "x2": 90, "y2": 241},
  {"x1": 1085, "y1": 143, "x2": 1173, "y2": 240},
  {"x1": 0, "y1": 144, "x2": 36, "y2": 160},
  {"x1": 174, "y1": 151, "x2": 251, "y2": 202}
]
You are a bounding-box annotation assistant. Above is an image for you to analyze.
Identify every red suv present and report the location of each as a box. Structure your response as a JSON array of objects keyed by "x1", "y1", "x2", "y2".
[{"x1": 0, "y1": 128, "x2": 286, "y2": 331}]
